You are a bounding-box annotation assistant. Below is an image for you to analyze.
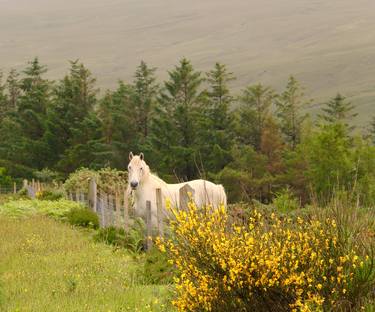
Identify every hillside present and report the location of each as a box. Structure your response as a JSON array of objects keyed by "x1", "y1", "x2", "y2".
[{"x1": 1, "y1": 0, "x2": 375, "y2": 124}]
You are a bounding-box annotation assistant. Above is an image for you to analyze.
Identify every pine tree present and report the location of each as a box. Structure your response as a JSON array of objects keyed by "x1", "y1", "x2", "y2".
[
  {"x1": 319, "y1": 93, "x2": 357, "y2": 130},
  {"x1": 6, "y1": 69, "x2": 20, "y2": 112},
  {"x1": 237, "y1": 83, "x2": 276, "y2": 150},
  {"x1": 197, "y1": 63, "x2": 235, "y2": 172},
  {"x1": 14, "y1": 58, "x2": 51, "y2": 169},
  {"x1": 276, "y1": 76, "x2": 310, "y2": 149},
  {"x1": 18, "y1": 58, "x2": 50, "y2": 138},
  {"x1": 131, "y1": 61, "x2": 159, "y2": 141},
  {"x1": 58, "y1": 112, "x2": 104, "y2": 172},
  {"x1": 96, "y1": 82, "x2": 138, "y2": 168},
  {"x1": 150, "y1": 58, "x2": 204, "y2": 180},
  {"x1": 260, "y1": 117, "x2": 285, "y2": 175},
  {"x1": 0, "y1": 71, "x2": 9, "y2": 122},
  {"x1": 0, "y1": 71, "x2": 24, "y2": 171},
  {"x1": 45, "y1": 60, "x2": 98, "y2": 171}
]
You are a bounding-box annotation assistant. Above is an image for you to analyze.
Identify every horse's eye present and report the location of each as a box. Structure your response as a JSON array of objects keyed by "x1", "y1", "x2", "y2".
[
  {"x1": 140, "y1": 167, "x2": 143, "y2": 171},
  {"x1": 128, "y1": 166, "x2": 131, "y2": 170}
]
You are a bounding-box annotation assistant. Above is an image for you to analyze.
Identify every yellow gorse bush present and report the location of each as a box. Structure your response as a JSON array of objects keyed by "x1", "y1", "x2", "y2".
[{"x1": 157, "y1": 202, "x2": 370, "y2": 312}]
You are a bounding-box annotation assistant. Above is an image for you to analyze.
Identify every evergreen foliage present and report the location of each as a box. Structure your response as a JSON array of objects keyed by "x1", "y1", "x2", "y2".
[
  {"x1": 319, "y1": 93, "x2": 357, "y2": 131},
  {"x1": 0, "y1": 57, "x2": 373, "y2": 206},
  {"x1": 237, "y1": 83, "x2": 276, "y2": 150},
  {"x1": 276, "y1": 76, "x2": 310, "y2": 149},
  {"x1": 150, "y1": 58, "x2": 204, "y2": 180}
]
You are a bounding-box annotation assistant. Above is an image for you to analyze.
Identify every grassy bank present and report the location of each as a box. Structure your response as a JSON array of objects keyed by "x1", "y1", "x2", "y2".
[{"x1": 0, "y1": 216, "x2": 173, "y2": 312}]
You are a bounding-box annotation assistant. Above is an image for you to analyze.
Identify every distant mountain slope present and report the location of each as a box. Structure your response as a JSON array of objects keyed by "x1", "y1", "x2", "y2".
[{"x1": 1, "y1": 0, "x2": 375, "y2": 124}]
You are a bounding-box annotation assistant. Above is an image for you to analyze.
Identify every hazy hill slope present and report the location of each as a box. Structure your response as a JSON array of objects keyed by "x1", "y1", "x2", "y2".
[{"x1": 1, "y1": 0, "x2": 375, "y2": 124}]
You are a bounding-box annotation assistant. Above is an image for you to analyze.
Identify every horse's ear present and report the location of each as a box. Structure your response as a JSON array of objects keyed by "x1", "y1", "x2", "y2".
[
  {"x1": 140, "y1": 152, "x2": 144, "y2": 161},
  {"x1": 129, "y1": 152, "x2": 134, "y2": 161}
]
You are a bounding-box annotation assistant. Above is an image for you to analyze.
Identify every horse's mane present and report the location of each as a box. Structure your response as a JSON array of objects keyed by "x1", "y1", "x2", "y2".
[{"x1": 149, "y1": 171, "x2": 168, "y2": 186}]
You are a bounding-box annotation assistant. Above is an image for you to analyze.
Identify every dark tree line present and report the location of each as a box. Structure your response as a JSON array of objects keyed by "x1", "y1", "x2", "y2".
[{"x1": 1, "y1": 57, "x2": 374, "y2": 205}]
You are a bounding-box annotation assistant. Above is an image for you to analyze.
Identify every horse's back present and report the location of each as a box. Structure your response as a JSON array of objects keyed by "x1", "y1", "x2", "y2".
[{"x1": 185, "y1": 179, "x2": 227, "y2": 208}]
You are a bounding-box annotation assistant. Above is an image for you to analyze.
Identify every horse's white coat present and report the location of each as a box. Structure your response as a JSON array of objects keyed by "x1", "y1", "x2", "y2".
[{"x1": 127, "y1": 153, "x2": 227, "y2": 225}]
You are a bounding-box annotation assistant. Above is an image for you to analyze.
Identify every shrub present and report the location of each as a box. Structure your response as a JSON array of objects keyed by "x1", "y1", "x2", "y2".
[
  {"x1": 273, "y1": 187, "x2": 300, "y2": 213},
  {"x1": 157, "y1": 202, "x2": 374, "y2": 312},
  {"x1": 0, "y1": 167, "x2": 12, "y2": 188},
  {"x1": 64, "y1": 167, "x2": 127, "y2": 195},
  {"x1": 63, "y1": 168, "x2": 99, "y2": 193},
  {"x1": 142, "y1": 248, "x2": 174, "y2": 284},
  {"x1": 97, "y1": 167, "x2": 128, "y2": 194},
  {"x1": 66, "y1": 207, "x2": 99, "y2": 229},
  {"x1": 0, "y1": 160, "x2": 34, "y2": 179},
  {"x1": 93, "y1": 218, "x2": 145, "y2": 253},
  {"x1": 0, "y1": 193, "x2": 28, "y2": 205},
  {"x1": 33, "y1": 168, "x2": 62, "y2": 183},
  {"x1": 17, "y1": 187, "x2": 28, "y2": 196},
  {"x1": 36, "y1": 189, "x2": 65, "y2": 201},
  {"x1": 94, "y1": 226, "x2": 123, "y2": 245}
]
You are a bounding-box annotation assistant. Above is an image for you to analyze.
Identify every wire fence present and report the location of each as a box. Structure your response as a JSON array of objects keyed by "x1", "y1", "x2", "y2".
[
  {"x1": 19, "y1": 178, "x2": 195, "y2": 251},
  {"x1": 66, "y1": 179, "x2": 170, "y2": 250},
  {"x1": 0, "y1": 182, "x2": 21, "y2": 195}
]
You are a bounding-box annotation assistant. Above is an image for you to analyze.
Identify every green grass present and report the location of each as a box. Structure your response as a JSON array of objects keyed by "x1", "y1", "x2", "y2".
[
  {"x1": 0, "y1": 216, "x2": 173, "y2": 312},
  {"x1": 0, "y1": 199, "x2": 86, "y2": 219}
]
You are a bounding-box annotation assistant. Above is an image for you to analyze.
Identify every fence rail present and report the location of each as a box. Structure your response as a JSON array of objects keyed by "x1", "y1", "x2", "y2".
[
  {"x1": 18, "y1": 178, "x2": 192, "y2": 251},
  {"x1": 0, "y1": 182, "x2": 21, "y2": 195},
  {"x1": 67, "y1": 179, "x2": 168, "y2": 250}
]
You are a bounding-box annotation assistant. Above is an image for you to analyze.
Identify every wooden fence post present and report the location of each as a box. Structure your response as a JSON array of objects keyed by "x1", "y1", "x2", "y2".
[
  {"x1": 105, "y1": 193, "x2": 109, "y2": 227},
  {"x1": 156, "y1": 188, "x2": 163, "y2": 237},
  {"x1": 146, "y1": 200, "x2": 153, "y2": 250},
  {"x1": 79, "y1": 192, "x2": 82, "y2": 203},
  {"x1": 115, "y1": 191, "x2": 121, "y2": 228},
  {"x1": 101, "y1": 192, "x2": 107, "y2": 227},
  {"x1": 108, "y1": 194, "x2": 114, "y2": 226},
  {"x1": 88, "y1": 178, "x2": 97, "y2": 212},
  {"x1": 179, "y1": 184, "x2": 195, "y2": 211},
  {"x1": 123, "y1": 189, "x2": 129, "y2": 232},
  {"x1": 13, "y1": 182, "x2": 16, "y2": 194}
]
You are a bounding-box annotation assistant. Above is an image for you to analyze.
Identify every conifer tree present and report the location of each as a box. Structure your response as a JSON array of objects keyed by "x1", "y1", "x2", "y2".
[
  {"x1": 237, "y1": 83, "x2": 276, "y2": 150},
  {"x1": 319, "y1": 93, "x2": 357, "y2": 130},
  {"x1": 197, "y1": 63, "x2": 235, "y2": 172},
  {"x1": 260, "y1": 117, "x2": 285, "y2": 175},
  {"x1": 0, "y1": 69, "x2": 24, "y2": 171},
  {"x1": 6, "y1": 69, "x2": 20, "y2": 112},
  {"x1": 0, "y1": 71, "x2": 9, "y2": 122},
  {"x1": 45, "y1": 60, "x2": 98, "y2": 171},
  {"x1": 18, "y1": 58, "x2": 50, "y2": 138},
  {"x1": 150, "y1": 58, "x2": 204, "y2": 180},
  {"x1": 14, "y1": 58, "x2": 51, "y2": 168},
  {"x1": 97, "y1": 82, "x2": 138, "y2": 168},
  {"x1": 276, "y1": 76, "x2": 310, "y2": 149},
  {"x1": 131, "y1": 61, "x2": 158, "y2": 141}
]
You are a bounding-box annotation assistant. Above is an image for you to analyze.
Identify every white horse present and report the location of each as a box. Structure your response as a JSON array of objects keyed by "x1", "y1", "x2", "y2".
[{"x1": 127, "y1": 152, "x2": 227, "y2": 225}]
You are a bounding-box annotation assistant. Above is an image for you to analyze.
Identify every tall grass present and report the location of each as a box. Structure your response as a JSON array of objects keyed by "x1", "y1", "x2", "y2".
[
  {"x1": 0, "y1": 216, "x2": 173, "y2": 311},
  {"x1": 310, "y1": 190, "x2": 375, "y2": 310}
]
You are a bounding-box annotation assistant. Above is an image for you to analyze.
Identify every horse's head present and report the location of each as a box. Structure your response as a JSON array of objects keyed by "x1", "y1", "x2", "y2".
[{"x1": 127, "y1": 152, "x2": 150, "y2": 190}]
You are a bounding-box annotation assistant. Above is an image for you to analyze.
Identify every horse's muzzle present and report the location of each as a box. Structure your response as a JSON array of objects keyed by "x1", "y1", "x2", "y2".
[{"x1": 130, "y1": 181, "x2": 139, "y2": 189}]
